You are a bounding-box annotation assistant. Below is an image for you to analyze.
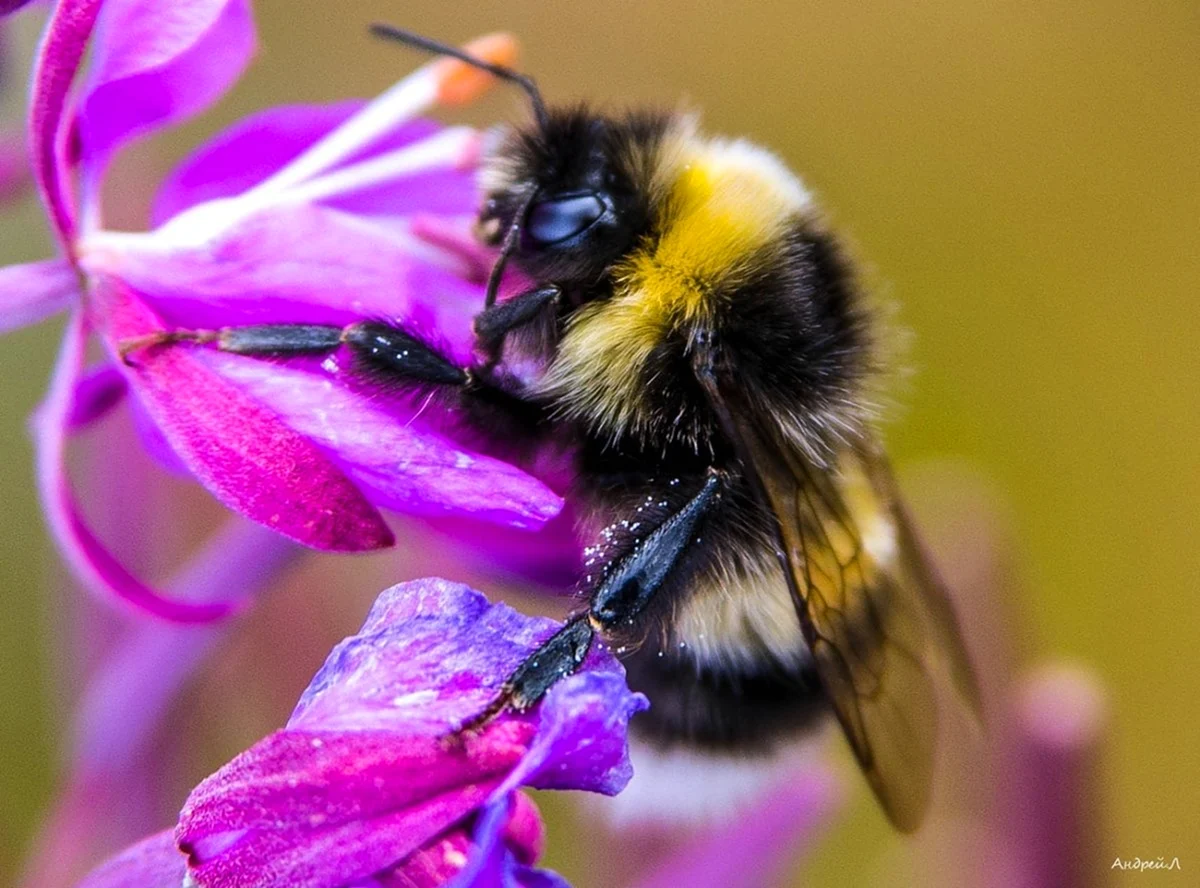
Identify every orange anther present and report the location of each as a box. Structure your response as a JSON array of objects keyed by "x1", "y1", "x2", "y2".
[{"x1": 433, "y1": 33, "x2": 521, "y2": 106}]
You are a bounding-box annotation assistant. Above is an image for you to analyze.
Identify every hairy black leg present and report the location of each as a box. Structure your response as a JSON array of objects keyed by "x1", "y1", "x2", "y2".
[
  {"x1": 456, "y1": 470, "x2": 724, "y2": 733},
  {"x1": 472, "y1": 284, "x2": 560, "y2": 363}
]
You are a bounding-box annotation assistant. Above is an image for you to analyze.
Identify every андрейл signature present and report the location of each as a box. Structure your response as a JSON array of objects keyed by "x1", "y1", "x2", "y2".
[{"x1": 1112, "y1": 857, "x2": 1182, "y2": 872}]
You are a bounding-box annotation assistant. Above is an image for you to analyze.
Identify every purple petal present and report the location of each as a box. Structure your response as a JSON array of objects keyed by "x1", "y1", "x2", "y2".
[
  {"x1": 1007, "y1": 663, "x2": 1108, "y2": 888},
  {"x1": 31, "y1": 311, "x2": 242, "y2": 622},
  {"x1": 29, "y1": 0, "x2": 103, "y2": 246},
  {"x1": 209, "y1": 354, "x2": 564, "y2": 531},
  {"x1": 152, "y1": 102, "x2": 461, "y2": 225},
  {"x1": 0, "y1": 257, "x2": 79, "y2": 332},
  {"x1": 75, "y1": 829, "x2": 185, "y2": 888},
  {"x1": 370, "y1": 830, "x2": 480, "y2": 888},
  {"x1": 451, "y1": 795, "x2": 568, "y2": 888},
  {"x1": 125, "y1": 385, "x2": 192, "y2": 476},
  {"x1": 493, "y1": 670, "x2": 647, "y2": 799},
  {"x1": 629, "y1": 771, "x2": 841, "y2": 888},
  {"x1": 67, "y1": 363, "x2": 126, "y2": 429},
  {"x1": 76, "y1": 0, "x2": 255, "y2": 189},
  {"x1": 89, "y1": 275, "x2": 395, "y2": 552}
]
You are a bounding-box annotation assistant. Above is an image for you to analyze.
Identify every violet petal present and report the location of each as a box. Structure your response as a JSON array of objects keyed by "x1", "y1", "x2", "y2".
[
  {"x1": 29, "y1": 0, "x2": 103, "y2": 247},
  {"x1": 287, "y1": 579, "x2": 629, "y2": 735},
  {"x1": 74, "y1": 829, "x2": 185, "y2": 888},
  {"x1": 0, "y1": 257, "x2": 80, "y2": 332},
  {"x1": 89, "y1": 274, "x2": 396, "y2": 552},
  {"x1": 31, "y1": 310, "x2": 241, "y2": 622},
  {"x1": 77, "y1": 0, "x2": 255, "y2": 189}
]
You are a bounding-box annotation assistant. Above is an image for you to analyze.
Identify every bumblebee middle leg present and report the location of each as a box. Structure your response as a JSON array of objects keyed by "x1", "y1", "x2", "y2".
[{"x1": 460, "y1": 470, "x2": 725, "y2": 730}]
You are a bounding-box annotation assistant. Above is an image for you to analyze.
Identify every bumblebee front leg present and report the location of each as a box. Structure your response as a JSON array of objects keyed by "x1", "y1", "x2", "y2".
[
  {"x1": 460, "y1": 470, "x2": 724, "y2": 730},
  {"x1": 120, "y1": 321, "x2": 471, "y2": 386}
]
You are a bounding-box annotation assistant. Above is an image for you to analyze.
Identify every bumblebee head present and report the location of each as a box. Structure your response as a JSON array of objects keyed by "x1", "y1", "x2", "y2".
[
  {"x1": 478, "y1": 108, "x2": 665, "y2": 289},
  {"x1": 371, "y1": 25, "x2": 669, "y2": 303}
]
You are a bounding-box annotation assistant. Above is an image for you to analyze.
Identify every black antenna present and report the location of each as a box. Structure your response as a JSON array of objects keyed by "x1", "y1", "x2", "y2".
[{"x1": 370, "y1": 23, "x2": 550, "y2": 130}]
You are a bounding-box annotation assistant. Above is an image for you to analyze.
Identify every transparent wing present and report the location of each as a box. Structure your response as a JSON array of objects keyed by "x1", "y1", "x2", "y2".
[
  {"x1": 776, "y1": 436, "x2": 983, "y2": 829},
  {"x1": 697, "y1": 362, "x2": 980, "y2": 830}
]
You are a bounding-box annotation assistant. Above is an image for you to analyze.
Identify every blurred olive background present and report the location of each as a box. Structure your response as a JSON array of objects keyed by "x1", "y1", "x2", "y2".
[{"x1": 1, "y1": 1, "x2": 1197, "y2": 885}]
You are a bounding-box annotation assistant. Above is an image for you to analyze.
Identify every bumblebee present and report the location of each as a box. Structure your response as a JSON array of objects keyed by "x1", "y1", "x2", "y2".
[{"x1": 134, "y1": 26, "x2": 981, "y2": 831}]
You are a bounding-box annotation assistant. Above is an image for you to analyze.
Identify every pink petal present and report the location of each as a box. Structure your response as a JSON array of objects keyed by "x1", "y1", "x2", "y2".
[
  {"x1": 0, "y1": 257, "x2": 79, "y2": 332},
  {"x1": 29, "y1": 0, "x2": 103, "y2": 247},
  {"x1": 90, "y1": 275, "x2": 395, "y2": 551},
  {"x1": 76, "y1": 0, "x2": 255, "y2": 188},
  {"x1": 152, "y1": 102, "x2": 458, "y2": 225},
  {"x1": 89, "y1": 203, "x2": 481, "y2": 357},
  {"x1": 31, "y1": 311, "x2": 240, "y2": 622},
  {"x1": 75, "y1": 829, "x2": 185, "y2": 888},
  {"x1": 209, "y1": 353, "x2": 564, "y2": 531},
  {"x1": 179, "y1": 726, "x2": 530, "y2": 888}
]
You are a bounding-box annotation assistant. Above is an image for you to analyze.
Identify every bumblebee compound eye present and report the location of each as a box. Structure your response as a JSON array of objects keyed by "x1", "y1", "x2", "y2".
[{"x1": 524, "y1": 192, "x2": 606, "y2": 246}]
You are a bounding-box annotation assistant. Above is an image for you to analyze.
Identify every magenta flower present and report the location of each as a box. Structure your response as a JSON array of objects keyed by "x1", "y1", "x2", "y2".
[
  {"x1": 76, "y1": 578, "x2": 648, "y2": 888},
  {"x1": 0, "y1": 0, "x2": 566, "y2": 622}
]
